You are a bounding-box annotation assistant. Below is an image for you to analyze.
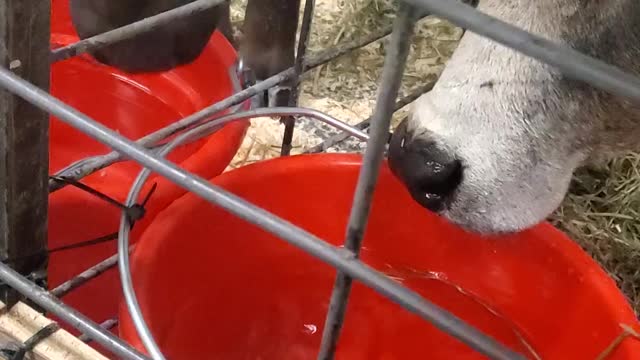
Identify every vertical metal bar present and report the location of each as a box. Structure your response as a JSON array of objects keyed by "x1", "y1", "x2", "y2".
[
  {"x1": 317, "y1": 4, "x2": 417, "y2": 359},
  {"x1": 0, "y1": 0, "x2": 50, "y2": 308},
  {"x1": 280, "y1": 0, "x2": 316, "y2": 156}
]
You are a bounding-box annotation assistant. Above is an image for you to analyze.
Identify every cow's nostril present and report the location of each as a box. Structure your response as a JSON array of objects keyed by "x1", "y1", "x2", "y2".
[
  {"x1": 416, "y1": 159, "x2": 463, "y2": 196},
  {"x1": 388, "y1": 119, "x2": 463, "y2": 212}
]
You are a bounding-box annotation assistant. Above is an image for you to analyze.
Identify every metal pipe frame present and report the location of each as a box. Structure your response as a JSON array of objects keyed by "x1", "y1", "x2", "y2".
[
  {"x1": 318, "y1": 4, "x2": 418, "y2": 358},
  {"x1": 47, "y1": 16, "x2": 406, "y2": 193},
  {"x1": 0, "y1": 261, "x2": 149, "y2": 360},
  {"x1": 0, "y1": 46, "x2": 524, "y2": 360},
  {"x1": 280, "y1": 0, "x2": 315, "y2": 156},
  {"x1": 0, "y1": 0, "x2": 638, "y2": 359}
]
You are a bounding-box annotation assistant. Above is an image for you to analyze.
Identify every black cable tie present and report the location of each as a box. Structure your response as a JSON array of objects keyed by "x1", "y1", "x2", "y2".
[
  {"x1": 1, "y1": 322, "x2": 60, "y2": 360},
  {"x1": 47, "y1": 176, "x2": 157, "y2": 223},
  {"x1": 48, "y1": 175, "x2": 128, "y2": 212},
  {"x1": 0, "y1": 180, "x2": 159, "y2": 267}
]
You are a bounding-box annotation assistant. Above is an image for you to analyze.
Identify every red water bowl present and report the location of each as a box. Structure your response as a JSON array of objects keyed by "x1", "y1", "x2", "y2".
[
  {"x1": 118, "y1": 153, "x2": 640, "y2": 359},
  {"x1": 47, "y1": 0, "x2": 249, "y2": 346}
]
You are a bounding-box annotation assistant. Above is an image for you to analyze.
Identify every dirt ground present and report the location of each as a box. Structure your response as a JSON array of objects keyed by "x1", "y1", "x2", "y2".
[{"x1": 226, "y1": 0, "x2": 640, "y2": 314}]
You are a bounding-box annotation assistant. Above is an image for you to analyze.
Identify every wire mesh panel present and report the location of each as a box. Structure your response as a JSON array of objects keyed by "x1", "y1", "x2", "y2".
[{"x1": 0, "y1": 0, "x2": 639, "y2": 359}]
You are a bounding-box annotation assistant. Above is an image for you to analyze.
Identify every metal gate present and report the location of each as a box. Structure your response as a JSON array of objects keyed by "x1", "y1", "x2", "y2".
[{"x1": 0, "y1": 0, "x2": 638, "y2": 359}]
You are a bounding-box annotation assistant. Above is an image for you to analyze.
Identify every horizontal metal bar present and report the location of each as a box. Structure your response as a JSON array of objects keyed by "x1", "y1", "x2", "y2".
[
  {"x1": 0, "y1": 65, "x2": 524, "y2": 359},
  {"x1": 51, "y1": 104, "x2": 367, "y2": 196},
  {"x1": 78, "y1": 318, "x2": 119, "y2": 343},
  {"x1": 305, "y1": 80, "x2": 436, "y2": 153},
  {"x1": 0, "y1": 260, "x2": 149, "y2": 360},
  {"x1": 306, "y1": 11, "x2": 432, "y2": 71},
  {"x1": 404, "y1": 0, "x2": 640, "y2": 102},
  {"x1": 50, "y1": 0, "x2": 226, "y2": 62},
  {"x1": 49, "y1": 18, "x2": 427, "y2": 192},
  {"x1": 51, "y1": 250, "x2": 126, "y2": 298},
  {"x1": 49, "y1": 66, "x2": 295, "y2": 192},
  {"x1": 48, "y1": 17, "x2": 430, "y2": 193}
]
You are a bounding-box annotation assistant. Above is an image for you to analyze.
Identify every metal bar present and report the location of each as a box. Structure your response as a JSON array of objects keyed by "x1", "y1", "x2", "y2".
[
  {"x1": 50, "y1": 0, "x2": 226, "y2": 63},
  {"x1": 317, "y1": 4, "x2": 416, "y2": 359},
  {"x1": 0, "y1": 260, "x2": 149, "y2": 360},
  {"x1": 404, "y1": 0, "x2": 640, "y2": 102},
  {"x1": 308, "y1": 23, "x2": 393, "y2": 69},
  {"x1": 0, "y1": 65, "x2": 524, "y2": 360},
  {"x1": 48, "y1": 22, "x2": 418, "y2": 193},
  {"x1": 0, "y1": 0, "x2": 50, "y2": 308},
  {"x1": 111, "y1": 105, "x2": 365, "y2": 359},
  {"x1": 112, "y1": 105, "x2": 367, "y2": 359},
  {"x1": 305, "y1": 80, "x2": 436, "y2": 153},
  {"x1": 179, "y1": 107, "x2": 370, "y2": 145},
  {"x1": 305, "y1": 11, "x2": 433, "y2": 71},
  {"x1": 281, "y1": 0, "x2": 316, "y2": 156},
  {"x1": 78, "y1": 318, "x2": 119, "y2": 343},
  {"x1": 48, "y1": 66, "x2": 295, "y2": 193},
  {"x1": 51, "y1": 251, "x2": 123, "y2": 298}
]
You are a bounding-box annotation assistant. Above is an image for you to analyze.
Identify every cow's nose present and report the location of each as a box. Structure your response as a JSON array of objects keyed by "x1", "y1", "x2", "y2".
[{"x1": 388, "y1": 118, "x2": 463, "y2": 212}]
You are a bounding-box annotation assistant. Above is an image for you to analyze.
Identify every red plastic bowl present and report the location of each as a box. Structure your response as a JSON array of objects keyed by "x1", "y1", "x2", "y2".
[
  {"x1": 47, "y1": 0, "x2": 249, "y2": 344},
  {"x1": 119, "y1": 153, "x2": 640, "y2": 359}
]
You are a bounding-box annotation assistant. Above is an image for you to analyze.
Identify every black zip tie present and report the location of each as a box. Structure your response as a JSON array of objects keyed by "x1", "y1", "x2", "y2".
[
  {"x1": 48, "y1": 232, "x2": 120, "y2": 254},
  {"x1": 48, "y1": 176, "x2": 157, "y2": 223},
  {"x1": 1, "y1": 181, "x2": 158, "y2": 266},
  {"x1": 0, "y1": 322, "x2": 60, "y2": 360}
]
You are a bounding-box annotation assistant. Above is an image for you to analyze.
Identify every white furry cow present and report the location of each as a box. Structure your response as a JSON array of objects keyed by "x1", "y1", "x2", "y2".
[{"x1": 388, "y1": 0, "x2": 640, "y2": 234}]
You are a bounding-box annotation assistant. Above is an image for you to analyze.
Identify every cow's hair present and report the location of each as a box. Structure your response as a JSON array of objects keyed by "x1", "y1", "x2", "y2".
[{"x1": 398, "y1": 0, "x2": 640, "y2": 233}]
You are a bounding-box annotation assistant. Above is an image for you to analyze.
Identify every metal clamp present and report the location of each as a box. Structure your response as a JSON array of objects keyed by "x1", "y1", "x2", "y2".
[{"x1": 0, "y1": 323, "x2": 60, "y2": 360}]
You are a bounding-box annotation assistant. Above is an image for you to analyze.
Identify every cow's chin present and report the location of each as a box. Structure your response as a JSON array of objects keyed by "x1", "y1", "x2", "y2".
[{"x1": 408, "y1": 155, "x2": 579, "y2": 236}]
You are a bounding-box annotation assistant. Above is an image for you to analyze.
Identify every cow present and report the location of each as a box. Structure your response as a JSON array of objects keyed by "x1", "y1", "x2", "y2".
[
  {"x1": 70, "y1": 0, "x2": 638, "y2": 236},
  {"x1": 68, "y1": 0, "x2": 301, "y2": 80},
  {"x1": 388, "y1": 0, "x2": 640, "y2": 234}
]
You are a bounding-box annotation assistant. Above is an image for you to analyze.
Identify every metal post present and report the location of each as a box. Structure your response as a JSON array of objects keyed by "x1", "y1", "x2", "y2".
[
  {"x1": 280, "y1": 0, "x2": 315, "y2": 156},
  {"x1": 48, "y1": 28, "x2": 417, "y2": 193},
  {"x1": 0, "y1": 0, "x2": 50, "y2": 307},
  {"x1": 317, "y1": 4, "x2": 417, "y2": 359}
]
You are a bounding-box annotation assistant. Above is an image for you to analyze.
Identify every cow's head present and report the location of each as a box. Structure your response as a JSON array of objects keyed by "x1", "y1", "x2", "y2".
[{"x1": 388, "y1": 0, "x2": 640, "y2": 234}]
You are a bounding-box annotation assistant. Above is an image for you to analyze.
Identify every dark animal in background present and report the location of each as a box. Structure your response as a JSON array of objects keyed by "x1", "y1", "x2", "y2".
[{"x1": 68, "y1": 0, "x2": 301, "y2": 78}]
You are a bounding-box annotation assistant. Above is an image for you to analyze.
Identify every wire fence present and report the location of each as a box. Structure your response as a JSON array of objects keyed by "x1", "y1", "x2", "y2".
[{"x1": 0, "y1": 0, "x2": 639, "y2": 359}]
